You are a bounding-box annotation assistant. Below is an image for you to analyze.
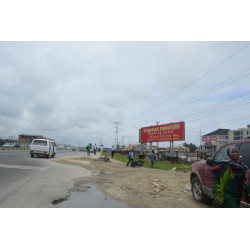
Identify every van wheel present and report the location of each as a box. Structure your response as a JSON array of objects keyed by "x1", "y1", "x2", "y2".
[
  {"x1": 191, "y1": 177, "x2": 206, "y2": 202},
  {"x1": 31, "y1": 154, "x2": 34, "y2": 158}
]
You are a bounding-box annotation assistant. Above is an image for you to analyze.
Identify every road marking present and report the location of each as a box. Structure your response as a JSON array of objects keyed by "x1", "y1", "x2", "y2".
[{"x1": 0, "y1": 164, "x2": 46, "y2": 171}]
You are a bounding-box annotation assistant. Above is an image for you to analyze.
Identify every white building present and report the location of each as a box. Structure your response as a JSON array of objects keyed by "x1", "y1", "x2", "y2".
[
  {"x1": 201, "y1": 129, "x2": 230, "y2": 152},
  {"x1": 201, "y1": 125, "x2": 250, "y2": 153}
]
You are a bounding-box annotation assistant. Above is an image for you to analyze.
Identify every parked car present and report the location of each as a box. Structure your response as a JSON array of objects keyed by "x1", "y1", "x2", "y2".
[
  {"x1": 30, "y1": 139, "x2": 56, "y2": 158},
  {"x1": 178, "y1": 155, "x2": 187, "y2": 161},
  {"x1": 190, "y1": 139, "x2": 250, "y2": 207}
]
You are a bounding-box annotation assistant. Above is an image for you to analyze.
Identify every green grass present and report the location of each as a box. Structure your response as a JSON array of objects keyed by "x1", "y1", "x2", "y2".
[{"x1": 102, "y1": 152, "x2": 192, "y2": 171}]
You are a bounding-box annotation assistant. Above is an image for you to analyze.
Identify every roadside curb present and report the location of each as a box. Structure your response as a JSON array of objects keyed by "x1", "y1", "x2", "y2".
[{"x1": 0, "y1": 149, "x2": 29, "y2": 151}]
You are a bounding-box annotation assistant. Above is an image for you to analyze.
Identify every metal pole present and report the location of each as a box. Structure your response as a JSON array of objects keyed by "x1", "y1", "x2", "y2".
[
  {"x1": 156, "y1": 121, "x2": 160, "y2": 149},
  {"x1": 114, "y1": 122, "x2": 120, "y2": 148}
]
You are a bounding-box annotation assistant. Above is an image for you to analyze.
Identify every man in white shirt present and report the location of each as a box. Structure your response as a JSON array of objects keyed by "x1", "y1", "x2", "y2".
[{"x1": 93, "y1": 144, "x2": 97, "y2": 155}]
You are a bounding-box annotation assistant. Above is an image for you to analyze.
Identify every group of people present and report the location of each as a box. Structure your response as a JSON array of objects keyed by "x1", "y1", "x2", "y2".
[
  {"x1": 86, "y1": 143, "x2": 97, "y2": 156},
  {"x1": 126, "y1": 149, "x2": 155, "y2": 168}
]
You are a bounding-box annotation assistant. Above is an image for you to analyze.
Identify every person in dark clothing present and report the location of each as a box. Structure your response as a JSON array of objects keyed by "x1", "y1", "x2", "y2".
[
  {"x1": 127, "y1": 149, "x2": 134, "y2": 167},
  {"x1": 212, "y1": 146, "x2": 249, "y2": 208},
  {"x1": 150, "y1": 150, "x2": 155, "y2": 168},
  {"x1": 111, "y1": 146, "x2": 115, "y2": 159}
]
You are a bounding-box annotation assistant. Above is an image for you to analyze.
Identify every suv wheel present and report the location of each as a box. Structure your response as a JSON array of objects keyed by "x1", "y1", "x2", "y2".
[{"x1": 191, "y1": 177, "x2": 205, "y2": 202}]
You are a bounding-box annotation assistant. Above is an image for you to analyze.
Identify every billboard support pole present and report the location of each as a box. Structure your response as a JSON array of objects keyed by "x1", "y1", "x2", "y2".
[{"x1": 170, "y1": 141, "x2": 174, "y2": 156}]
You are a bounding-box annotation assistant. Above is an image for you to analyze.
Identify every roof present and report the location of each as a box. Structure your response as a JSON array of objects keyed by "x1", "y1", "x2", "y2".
[
  {"x1": 19, "y1": 134, "x2": 44, "y2": 137},
  {"x1": 203, "y1": 129, "x2": 230, "y2": 136}
]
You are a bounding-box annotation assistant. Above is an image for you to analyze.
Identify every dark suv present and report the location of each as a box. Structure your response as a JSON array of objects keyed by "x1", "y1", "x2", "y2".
[{"x1": 190, "y1": 139, "x2": 250, "y2": 207}]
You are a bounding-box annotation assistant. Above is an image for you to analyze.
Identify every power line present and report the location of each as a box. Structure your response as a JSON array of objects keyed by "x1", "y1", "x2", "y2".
[
  {"x1": 187, "y1": 100, "x2": 250, "y2": 122},
  {"x1": 123, "y1": 42, "x2": 250, "y2": 125},
  {"x1": 120, "y1": 92, "x2": 250, "y2": 138},
  {"x1": 144, "y1": 69, "x2": 250, "y2": 124},
  {"x1": 186, "y1": 114, "x2": 250, "y2": 133},
  {"x1": 174, "y1": 94, "x2": 250, "y2": 120},
  {"x1": 126, "y1": 83, "x2": 250, "y2": 130}
]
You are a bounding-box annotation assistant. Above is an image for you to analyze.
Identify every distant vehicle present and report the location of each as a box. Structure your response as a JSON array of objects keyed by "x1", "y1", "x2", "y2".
[
  {"x1": 30, "y1": 139, "x2": 56, "y2": 158},
  {"x1": 178, "y1": 155, "x2": 187, "y2": 161},
  {"x1": 2, "y1": 142, "x2": 20, "y2": 148},
  {"x1": 2, "y1": 143, "x2": 15, "y2": 147},
  {"x1": 1, "y1": 142, "x2": 20, "y2": 148},
  {"x1": 190, "y1": 139, "x2": 250, "y2": 207}
]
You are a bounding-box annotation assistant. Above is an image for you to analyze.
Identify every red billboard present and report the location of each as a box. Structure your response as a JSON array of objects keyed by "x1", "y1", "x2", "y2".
[
  {"x1": 202, "y1": 136, "x2": 217, "y2": 142},
  {"x1": 140, "y1": 121, "x2": 185, "y2": 143},
  {"x1": 202, "y1": 136, "x2": 218, "y2": 146}
]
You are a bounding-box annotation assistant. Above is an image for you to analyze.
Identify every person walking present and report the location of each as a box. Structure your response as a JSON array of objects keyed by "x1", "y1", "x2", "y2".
[
  {"x1": 93, "y1": 144, "x2": 97, "y2": 155},
  {"x1": 111, "y1": 145, "x2": 115, "y2": 159},
  {"x1": 127, "y1": 149, "x2": 134, "y2": 167},
  {"x1": 212, "y1": 146, "x2": 249, "y2": 208},
  {"x1": 87, "y1": 143, "x2": 92, "y2": 156},
  {"x1": 150, "y1": 150, "x2": 155, "y2": 168}
]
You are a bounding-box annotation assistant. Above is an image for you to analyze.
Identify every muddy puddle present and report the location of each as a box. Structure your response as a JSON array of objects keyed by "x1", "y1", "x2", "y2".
[{"x1": 54, "y1": 183, "x2": 130, "y2": 208}]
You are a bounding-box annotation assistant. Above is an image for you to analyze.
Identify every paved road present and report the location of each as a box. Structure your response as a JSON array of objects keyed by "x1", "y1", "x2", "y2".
[{"x1": 0, "y1": 150, "x2": 92, "y2": 207}]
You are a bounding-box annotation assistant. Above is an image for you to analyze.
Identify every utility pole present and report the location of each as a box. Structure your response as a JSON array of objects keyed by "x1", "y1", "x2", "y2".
[
  {"x1": 199, "y1": 129, "x2": 203, "y2": 160},
  {"x1": 199, "y1": 129, "x2": 202, "y2": 149},
  {"x1": 156, "y1": 121, "x2": 160, "y2": 149},
  {"x1": 114, "y1": 122, "x2": 120, "y2": 149}
]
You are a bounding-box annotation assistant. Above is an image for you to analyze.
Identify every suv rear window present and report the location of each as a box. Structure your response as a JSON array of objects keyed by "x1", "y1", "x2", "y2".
[
  {"x1": 239, "y1": 143, "x2": 250, "y2": 169},
  {"x1": 32, "y1": 140, "x2": 48, "y2": 146}
]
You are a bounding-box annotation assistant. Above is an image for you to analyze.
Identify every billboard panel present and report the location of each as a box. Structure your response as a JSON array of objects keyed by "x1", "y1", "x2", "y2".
[
  {"x1": 202, "y1": 136, "x2": 217, "y2": 142},
  {"x1": 140, "y1": 121, "x2": 185, "y2": 143},
  {"x1": 202, "y1": 136, "x2": 218, "y2": 146}
]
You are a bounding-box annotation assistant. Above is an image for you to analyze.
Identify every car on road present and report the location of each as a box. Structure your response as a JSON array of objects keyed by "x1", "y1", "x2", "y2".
[
  {"x1": 30, "y1": 139, "x2": 56, "y2": 158},
  {"x1": 2, "y1": 142, "x2": 12, "y2": 148},
  {"x1": 190, "y1": 138, "x2": 250, "y2": 207},
  {"x1": 1, "y1": 143, "x2": 20, "y2": 148}
]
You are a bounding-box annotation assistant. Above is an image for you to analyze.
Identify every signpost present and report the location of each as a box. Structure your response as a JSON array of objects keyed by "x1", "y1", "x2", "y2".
[
  {"x1": 139, "y1": 121, "x2": 185, "y2": 157},
  {"x1": 139, "y1": 121, "x2": 185, "y2": 143}
]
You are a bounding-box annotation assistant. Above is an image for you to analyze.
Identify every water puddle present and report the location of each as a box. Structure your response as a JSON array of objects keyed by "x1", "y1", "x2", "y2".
[
  {"x1": 91, "y1": 170, "x2": 113, "y2": 176},
  {"x1": 54, "y1": 183, "x2": 130, "y2": 208}
]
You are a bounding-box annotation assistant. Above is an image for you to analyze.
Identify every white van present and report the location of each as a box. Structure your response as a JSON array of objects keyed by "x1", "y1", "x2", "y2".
[{"x1": 30, "y1": 139, "x2": 56, "y2": 158}]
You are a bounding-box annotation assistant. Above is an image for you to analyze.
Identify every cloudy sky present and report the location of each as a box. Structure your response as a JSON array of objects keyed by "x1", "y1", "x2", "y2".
[{"x1": 0, "y1": 41, "x2": 250, "y2": 147}]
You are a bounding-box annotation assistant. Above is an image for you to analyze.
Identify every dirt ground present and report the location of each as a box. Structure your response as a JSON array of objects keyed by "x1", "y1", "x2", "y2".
[{"x1": 54, "y1": 154, "x2": 210, "y2": 208}]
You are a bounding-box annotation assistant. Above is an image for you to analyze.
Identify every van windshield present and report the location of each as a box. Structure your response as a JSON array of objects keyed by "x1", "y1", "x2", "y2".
[{"x1": 33, "y1": 140, "x2": 48, "y2": 146}]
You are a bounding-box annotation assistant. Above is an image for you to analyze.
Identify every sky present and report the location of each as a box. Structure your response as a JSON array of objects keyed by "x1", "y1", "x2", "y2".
[{"x1": 1, "y1": 41, "x2": 250, "y2": 147}]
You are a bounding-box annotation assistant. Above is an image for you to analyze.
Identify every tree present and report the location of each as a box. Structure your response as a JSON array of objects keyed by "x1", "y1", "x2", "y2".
[
  {"x1": 183, "y1": 142, "x2": 197, "y2": 153},
  {"x1": 0, "y1": 139, "x2": 5, "y2": 146}
]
